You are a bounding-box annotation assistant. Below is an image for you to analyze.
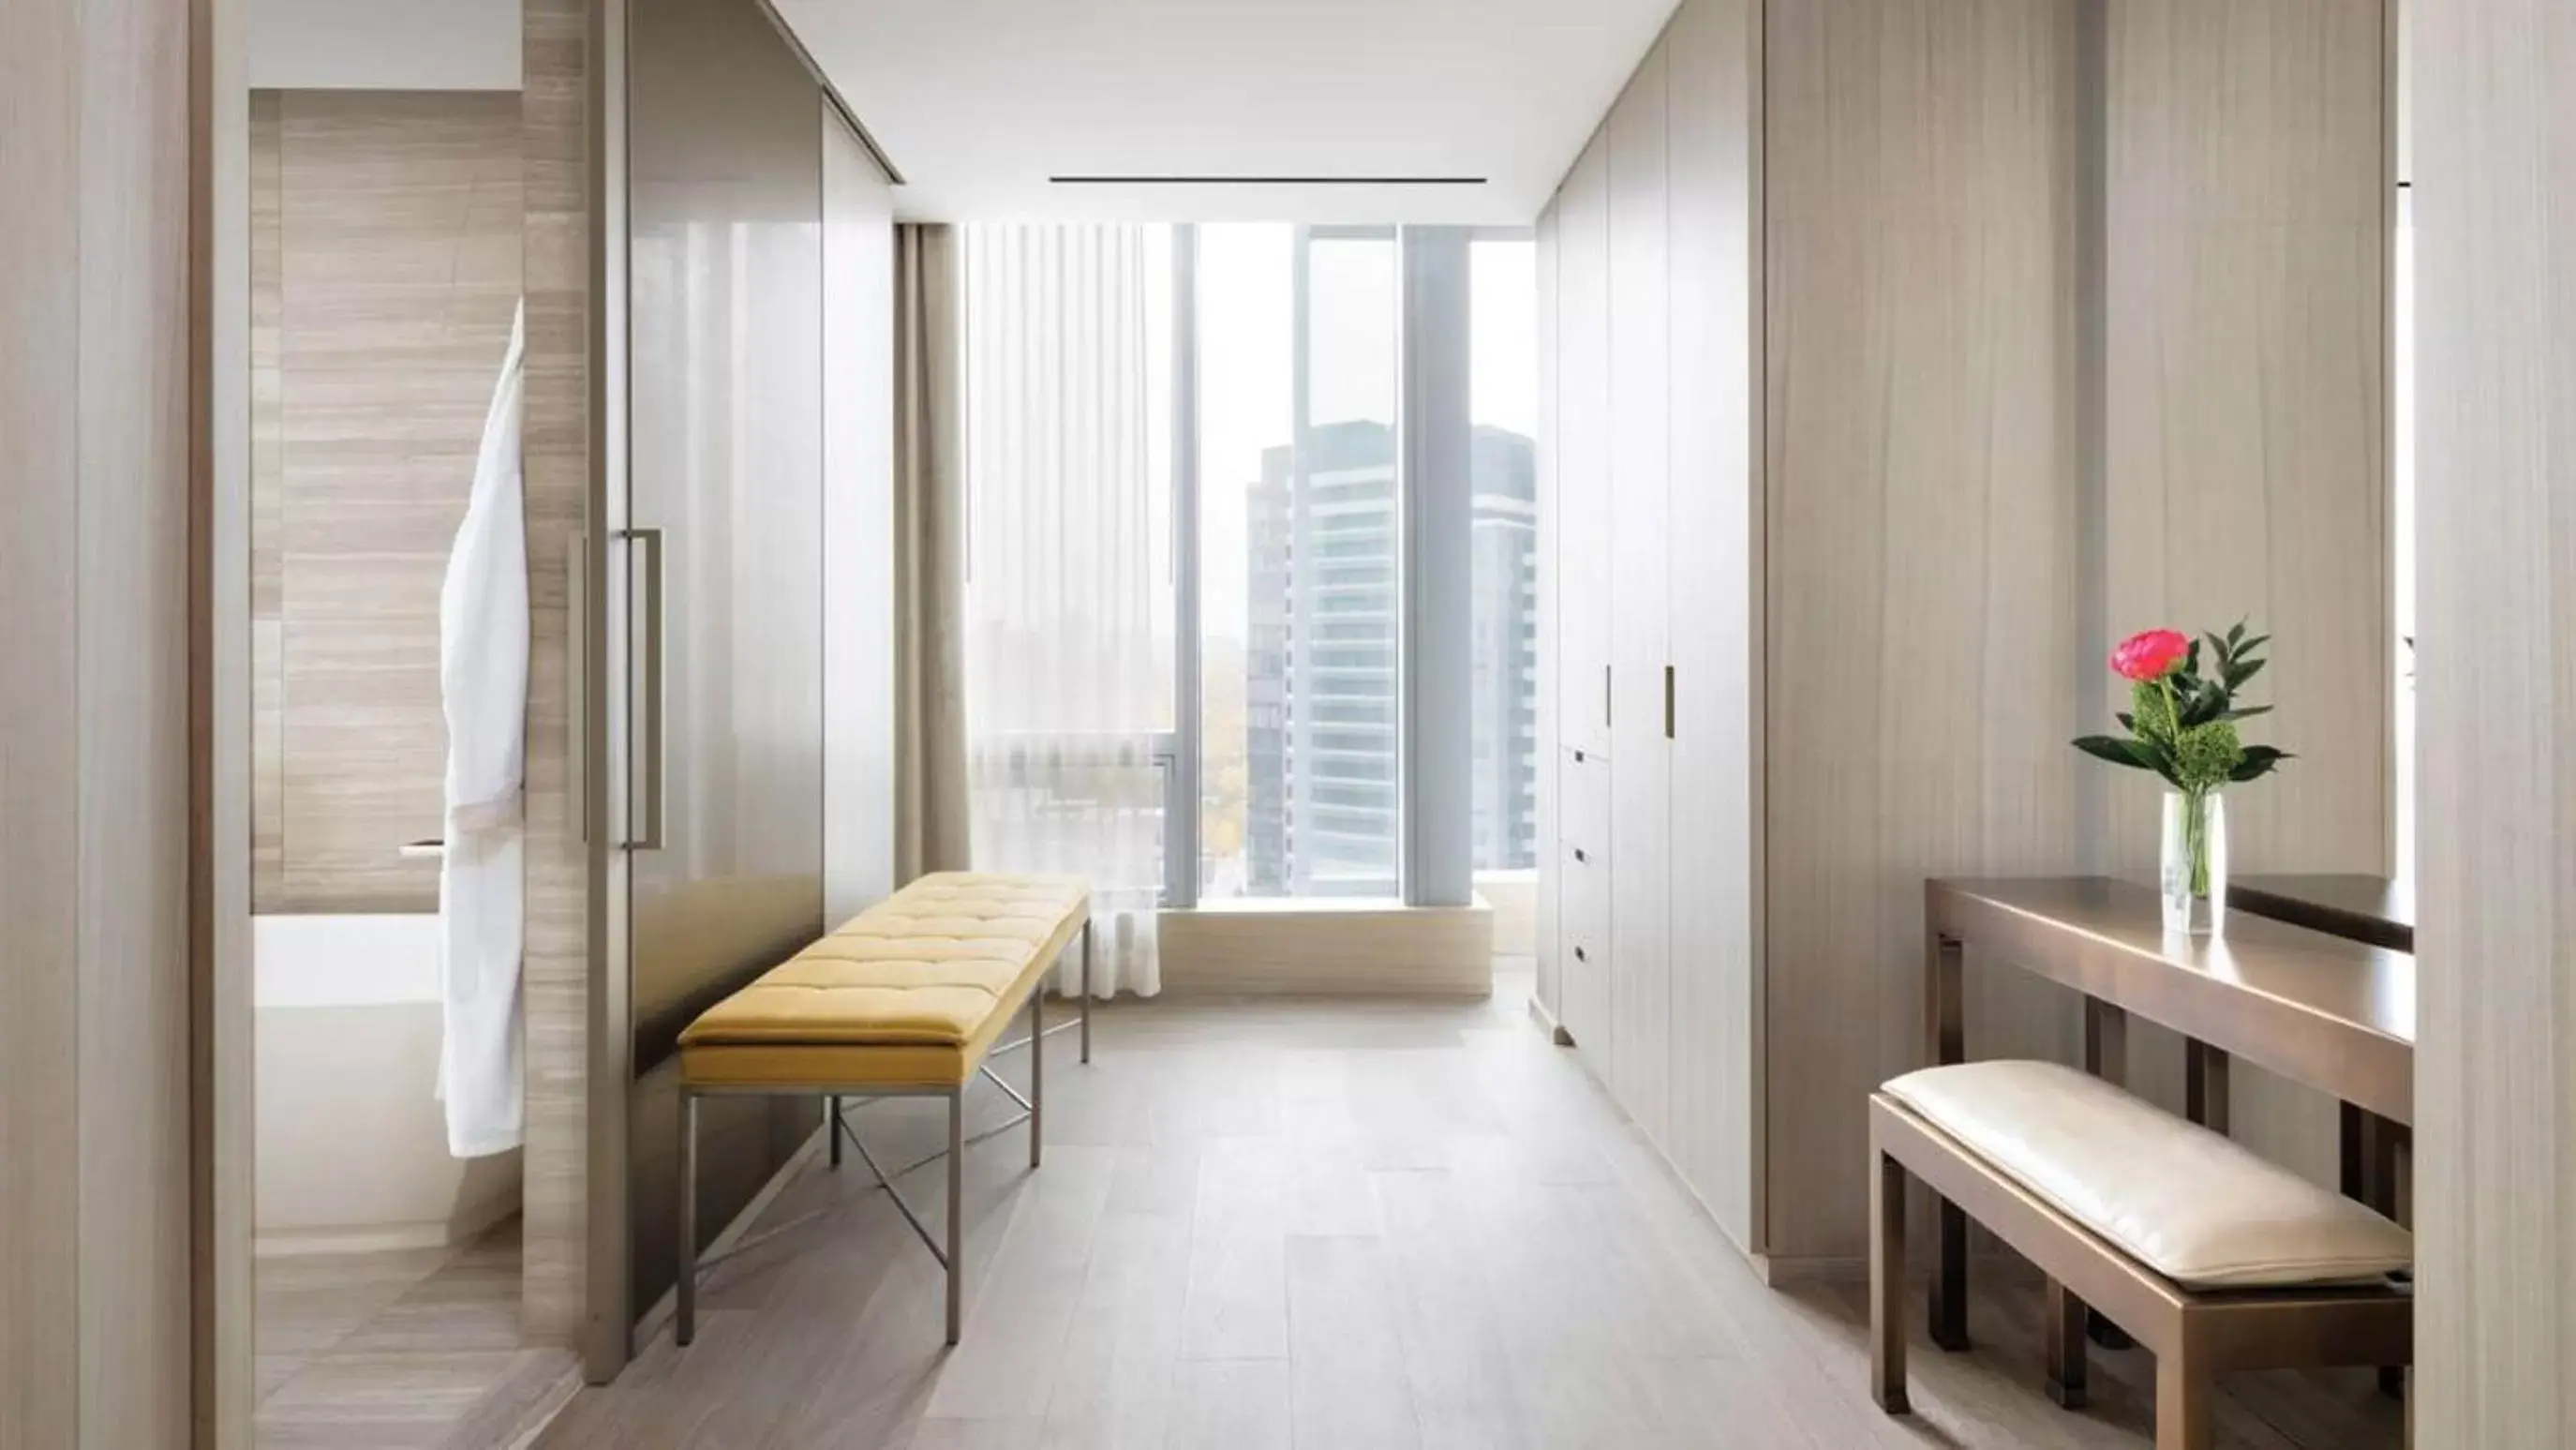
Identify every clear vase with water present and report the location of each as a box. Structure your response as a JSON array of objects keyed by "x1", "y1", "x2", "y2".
[{"x1": 2161, "y1": 789, "x2": 2226, "y2": 936}]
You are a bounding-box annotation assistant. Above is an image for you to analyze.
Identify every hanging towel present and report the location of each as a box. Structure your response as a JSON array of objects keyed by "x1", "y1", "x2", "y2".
[{"x1": 436, "y1": 303, "x2": 529, "y2": 1159}]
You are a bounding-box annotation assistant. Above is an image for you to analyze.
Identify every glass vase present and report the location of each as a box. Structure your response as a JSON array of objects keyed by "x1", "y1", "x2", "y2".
[{"x1": 2160, "y1": 789, "x2": 2227, "y2": 936}]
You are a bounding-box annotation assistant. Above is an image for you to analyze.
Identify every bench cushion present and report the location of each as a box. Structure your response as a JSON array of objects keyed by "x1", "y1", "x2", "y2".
[
  {"x1": 678, "y1": 873, "x2": 1088, "y2": 1090},
  {"x1": 1883, "y1": 1059, "x2": 2411, "y2": 1290}
]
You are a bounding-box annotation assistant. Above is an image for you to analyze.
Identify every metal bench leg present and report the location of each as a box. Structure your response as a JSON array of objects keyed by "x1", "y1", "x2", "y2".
[
  {"x1": 1029, "y1": 984, "x2": 1044, "y2": 1169},
  {"x1": 677, "y1": 1089, "x2": 699, "y2": 1346},
  {"x1": 946, "y1": 1086, "x2": 965, "y2": 1345},
  {"x1": 827, "y1": 1095, "x2": 843, "y2": 1169},
  {"x1": 1869, "y1": 1148, "x2": 1908, "y2": 1414},
  {"x1": 1080, "y1": 917, "x2": 1094, "y2": 1064}
]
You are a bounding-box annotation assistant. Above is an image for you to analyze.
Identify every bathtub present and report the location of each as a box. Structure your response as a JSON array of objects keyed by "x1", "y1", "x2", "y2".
[{"x1": 254, "y1": 914, "x2": 522, "y2": 1255}]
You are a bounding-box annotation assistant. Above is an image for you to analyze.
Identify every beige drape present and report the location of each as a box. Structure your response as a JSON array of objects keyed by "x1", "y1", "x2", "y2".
[{"x1": 893, "y1": 223, "x2": 973, "y2": 880}]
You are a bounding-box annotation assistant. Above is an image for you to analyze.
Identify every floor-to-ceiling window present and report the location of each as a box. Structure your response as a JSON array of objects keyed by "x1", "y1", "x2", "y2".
[
  {"x1": 1198, "y1": 225, "x2": 1404, "y2": 900},
  {"x1": 960, "y1": 222, "x2": 1531, "y2": 915},
  {"x1": 1468, "y1": 234, "x2": 1540, "y2": 874}
]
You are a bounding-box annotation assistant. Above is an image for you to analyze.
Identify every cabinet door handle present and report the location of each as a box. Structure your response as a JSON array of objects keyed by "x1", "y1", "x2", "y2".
[
  {"x1": 1572, "y1": 748, "x2": 1586, "y2": 764},
  {"x1": 1603, "y1": 665, "x2": 1613, "y2": 730},
  {"x1": 1572, "y1": 946, "x2": 1588, "y2": 964},
  {"x1": 1664, "y1": 665, "x2": 1675, "y2": 740},
  {"x1": 1572, "y1": 847, "x2": 1588, "y2": 864}
]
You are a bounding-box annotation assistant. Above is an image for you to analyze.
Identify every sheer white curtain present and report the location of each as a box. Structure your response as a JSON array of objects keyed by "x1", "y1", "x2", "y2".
[{"x1": 961, "y1": 224, "x2": 1171, "y2": 996}]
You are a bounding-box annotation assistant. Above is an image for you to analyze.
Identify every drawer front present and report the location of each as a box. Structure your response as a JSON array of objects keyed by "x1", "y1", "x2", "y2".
[{"x1": 1556, "y1": 842, "x2": 1608, "y2": 1045}]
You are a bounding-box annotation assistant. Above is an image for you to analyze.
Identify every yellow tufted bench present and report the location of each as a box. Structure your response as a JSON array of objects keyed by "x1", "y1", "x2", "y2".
[{"x1": 672, "y1": 872, "x2": 1093, "y2": 1346}]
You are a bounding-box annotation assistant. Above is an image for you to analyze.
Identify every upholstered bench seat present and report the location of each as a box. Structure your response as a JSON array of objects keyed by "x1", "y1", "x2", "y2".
[
  {"x1": 1870, "y1": 1058, "x2": 2412, "y2": 1449},
  {"x1": 1883, "y1": 1060, "x2": 2412, "y2": 1289},
  {"x1": 674, "y1": 871, "x2": 1094, "y2": 1347},
  {"x1": 678, "y1": 873, "x2": 1090, "y2": 1089}
]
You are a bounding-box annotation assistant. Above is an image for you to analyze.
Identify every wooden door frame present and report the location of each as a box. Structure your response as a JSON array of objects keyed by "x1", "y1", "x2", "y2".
[{"x1": 189, "y1": 0, "x2": 256, "y2": 1443}]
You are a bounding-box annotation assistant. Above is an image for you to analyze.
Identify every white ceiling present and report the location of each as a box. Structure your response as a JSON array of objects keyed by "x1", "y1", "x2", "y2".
[{"x1": 769, "y1": 0, "x2": 1678, "y2": 224}]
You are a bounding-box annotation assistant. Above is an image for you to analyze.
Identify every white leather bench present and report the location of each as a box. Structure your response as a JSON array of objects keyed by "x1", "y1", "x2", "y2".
[{"x1": 1869, "y1": 1060, "x2": 2413, "y2": 1450}]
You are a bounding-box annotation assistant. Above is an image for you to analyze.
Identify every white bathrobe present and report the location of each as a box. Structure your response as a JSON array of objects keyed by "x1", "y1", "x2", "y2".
[{"x1": 437, "y1": 304, "x2": 529, "y2": 1159}]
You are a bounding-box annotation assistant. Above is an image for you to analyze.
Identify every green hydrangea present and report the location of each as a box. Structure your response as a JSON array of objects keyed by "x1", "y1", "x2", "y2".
[
  {"x1": 2130, "y1": 680, "x2": 2179, "y2": 745},
  {"x1": 2173, "y1": 719, "x2": 2245, "y2": 793}
]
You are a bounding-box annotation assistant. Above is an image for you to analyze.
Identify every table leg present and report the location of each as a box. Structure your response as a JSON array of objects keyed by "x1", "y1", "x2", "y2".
[
  {"x1": 2083, "y1": 998, "x2": 2128, "y2": 1085},
  {"x1": 1924, "y1": 931, "x2": 1969, "y2": 1352},
  {"x1": 1925, "y1": 931, "x2": 1963, "y2": 1068},
  {"x1": 2341, "y1": 1102, "x2": 2408, "y2": 1398},
  {"x1": 2185, "y1": 1040, "x2": 2230, "y2": 1135},
  {"x1": 2082, "y1": 998, "x2": 2135, "y2": 1351}
]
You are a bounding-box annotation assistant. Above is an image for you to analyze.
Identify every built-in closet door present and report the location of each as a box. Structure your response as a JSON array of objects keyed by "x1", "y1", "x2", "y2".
[
  {"x1": 621, "y1": 0, "x2": 829, "y2": 1323},
  {"x1": 1660, "y1": 0, "x2": 1761, "y2": 1251},
  {"x1": 1606, "y1": 49, "x2": 1673, "y2": 1140},
  {"x1": 1553, "y1": 130, "x2": 1616, "y2": 1054}
]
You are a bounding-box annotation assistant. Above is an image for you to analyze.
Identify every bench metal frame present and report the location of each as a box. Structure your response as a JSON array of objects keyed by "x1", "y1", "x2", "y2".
[
  {"x1": 677, "y1": 917, "x2": 1094, "y2": 1348},
  {"x1": 1869, "y1": 1092, "x2": 2411, "y2": 1450}
]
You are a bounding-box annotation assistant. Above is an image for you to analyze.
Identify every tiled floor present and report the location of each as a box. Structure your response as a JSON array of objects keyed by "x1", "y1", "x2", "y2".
[
  {"x1": 257, "y1": 1218, "x2": 574, "y2": 1449},
  {"x1": 538, "y1": 970, "x2": 2405, "y2": 1448}
]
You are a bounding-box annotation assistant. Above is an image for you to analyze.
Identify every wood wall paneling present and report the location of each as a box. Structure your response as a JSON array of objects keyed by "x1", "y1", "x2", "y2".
[
  {"x1": 2, "y1": 0, "x2": 91, "y2": 1437},
  {"x1": 2413, "y1": 0, "x2": 2576, "y2": 1442},
  {"x1": 250, "y1": 89, "x2": 524, "y2": 915},
  {"x1": 521, "y1": 0, "x2": 595, "y2": 1348},
  {"x1": 1606, "y1": 42, "x2": 1674, "y2": 1145},
  {"x1": 1, "y1": 0, "x2": 197, "y2": 1441},
  {"x1": 2101, "y1": 0, "x2": 2393, "y2": 1188},
  {"x1": 1760, "y1": 0, "x2": 2084, "y2": 1264}
]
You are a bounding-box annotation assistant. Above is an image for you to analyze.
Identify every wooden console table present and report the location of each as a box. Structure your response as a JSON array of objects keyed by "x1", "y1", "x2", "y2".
[
  {"x1": 2234, "y1": 873, "x2": 2415, "y2": 954},
  {"x1": 1919, "y1": 876, "x2": 2417, "y2": 1353}
]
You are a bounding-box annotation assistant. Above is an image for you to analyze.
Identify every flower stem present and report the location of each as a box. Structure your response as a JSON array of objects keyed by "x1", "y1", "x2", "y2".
[{"x1": 2185, "y1": 789, "x2": 2211, "y2": 899}]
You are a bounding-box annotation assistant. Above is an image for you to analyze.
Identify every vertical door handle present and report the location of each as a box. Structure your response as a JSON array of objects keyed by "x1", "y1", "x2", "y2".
[
  {"x1": 1603, "y1": 665, "x2": 1613, "y2": 731},
  {"x1": 623, "y1": 527, "x2": 666, "y2": 851},
  {"x1": 1664, "y1": 665, "x2": 1675, "y2": 740},
  {"x1": 567, "y1": 531, "x2": 587, "y2": 844}
]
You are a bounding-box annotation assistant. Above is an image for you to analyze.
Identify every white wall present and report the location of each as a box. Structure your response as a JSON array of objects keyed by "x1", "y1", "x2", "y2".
[{"x1": 249, "y1": 0, "x2": 521, "y2": 91}]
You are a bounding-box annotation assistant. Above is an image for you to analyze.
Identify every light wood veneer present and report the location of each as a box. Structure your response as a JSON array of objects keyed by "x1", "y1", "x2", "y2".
[{"x1": 2412, "y1": 0, "x2": 2576, "y2": 1442}]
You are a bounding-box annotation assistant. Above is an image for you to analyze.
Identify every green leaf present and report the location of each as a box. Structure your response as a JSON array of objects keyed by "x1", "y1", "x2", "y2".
[
  {"x1": 2226, "y1": 620, "x2": 2245, "y2": 647},
  {"x1": 2073, "y1": 735, "x2": 2160, "y2": 774},
  {"x1": 2216, "y1": 704, "x2": 2273, "y2": 722},
  {"x1": 2226, "y1": 656, "x2": 2268, "y2": 691},
  {"x1": 2229, "y1": 745, "x2": 2292, "y2": 783},
  {"x1": 2177, "y1": 679, "x2": 2226, "y2": 729}
]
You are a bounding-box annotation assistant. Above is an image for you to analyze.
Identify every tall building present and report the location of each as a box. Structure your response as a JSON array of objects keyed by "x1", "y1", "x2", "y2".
[
  {"x1": 1244, "y1": 420, "x2": 1538, "y2": 894},
  {"x1": 1469, "y1": 425, "x2": 1539, "y2": 872},
  {"x1": 1246, "y1": 420, "x2": 1401, "y2": 896}
]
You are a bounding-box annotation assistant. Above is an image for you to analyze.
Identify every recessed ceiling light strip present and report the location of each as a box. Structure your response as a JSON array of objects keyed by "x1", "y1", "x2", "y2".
[{"x1": 1048, "y1": 175, "x2": 1487, "y2": 186}]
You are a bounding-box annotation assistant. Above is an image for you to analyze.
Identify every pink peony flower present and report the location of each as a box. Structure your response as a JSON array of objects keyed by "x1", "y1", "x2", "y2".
[{"x1": 2111, "y1": 628, "x2": 2190, "y2": 682}]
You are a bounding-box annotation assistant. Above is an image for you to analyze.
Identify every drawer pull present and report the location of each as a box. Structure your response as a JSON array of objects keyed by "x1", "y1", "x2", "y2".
[
  {"x1": 1572, "y1": 847, "x2": 1588, "y2": 864},
  {"x1": 1572, "y1": 946, "x2": 1589, "y2": 963},
  {"x1": 1572, "y1": 748, "x2": 1586, "y2": 763}
]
